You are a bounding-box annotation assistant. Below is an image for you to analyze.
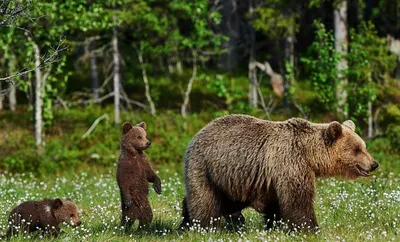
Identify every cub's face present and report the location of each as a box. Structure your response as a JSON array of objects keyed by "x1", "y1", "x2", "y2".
[
  {"x1": 121, "y1": 121, "x2": 151, "y2": 152},
  {"x1": 325, "y1": 120, "x2": 379, "y2": 179},
  {"x1": 52, "y1": 199, "x2": 81, "y2": 227}
]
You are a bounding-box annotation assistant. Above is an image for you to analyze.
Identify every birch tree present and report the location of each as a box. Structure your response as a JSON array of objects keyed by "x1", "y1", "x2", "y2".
[
  {"x1": 334, "y1": 0, "x2": 348, "y2": 118},
  {"x1": 112, "y1": 15, "x2": 121, "y2": 124}
]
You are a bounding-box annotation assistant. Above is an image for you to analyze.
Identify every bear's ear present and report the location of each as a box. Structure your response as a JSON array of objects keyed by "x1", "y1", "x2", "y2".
[
  {"x1": 137, "y1": 121, "x2": 147, "y2": 130},
  {"x1": 343, "y1": 120, "x2": 355, "y2": 131},
  {"x1": 325, "y1": 121, "x2": 342, "y2": 145},
  {"x1": 122, "y1": 122, "x2": 133, "y2": 134},
  {"x1": 53, "y1": 198, "x2": 63, "y2": 210}
]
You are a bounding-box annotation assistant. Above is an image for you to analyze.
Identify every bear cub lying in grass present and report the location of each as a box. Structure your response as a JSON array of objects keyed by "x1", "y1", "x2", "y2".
[
  {"x1": 117, "y1": 121, "x2": 162, "y2": 230},
  {"x1": 7, "y1": 198, "x2": 81, "y2": 237}
]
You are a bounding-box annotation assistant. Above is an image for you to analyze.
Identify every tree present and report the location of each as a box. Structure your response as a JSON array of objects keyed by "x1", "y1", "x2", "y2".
[{"x1": 334, "y1": 0, "x2": 348, "y2": 119}]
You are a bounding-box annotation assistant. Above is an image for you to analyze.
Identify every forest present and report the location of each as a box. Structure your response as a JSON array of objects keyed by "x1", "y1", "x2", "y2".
[{"x1": 1, "y1": 0, "x2": 400, "y2": 241}]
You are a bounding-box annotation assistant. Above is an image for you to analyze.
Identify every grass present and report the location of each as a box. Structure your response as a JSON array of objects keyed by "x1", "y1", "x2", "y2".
[
  {"x1": 1, "y1": 166, "x2": 400, "y2": 241},
  {"x1": 1, "y1": 106, "x2": 400, "y2": 241}
]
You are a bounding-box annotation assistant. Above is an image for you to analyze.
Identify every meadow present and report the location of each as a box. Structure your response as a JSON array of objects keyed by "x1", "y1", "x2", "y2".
[
  {"x1": 1, "y1": 166, "x2": 400, "y2": 241},
  {"x1": 1, "y1": 107, "x2": 400, "y2": 241}
]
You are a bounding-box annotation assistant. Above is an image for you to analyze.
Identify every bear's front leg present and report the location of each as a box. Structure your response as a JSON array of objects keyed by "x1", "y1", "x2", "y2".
[
  {"x1": 146, "y1": 168, "x2": 162, "y2": 194},
  {"x1": 276, "y1": 176, "x2": 318, "y2": 232}
]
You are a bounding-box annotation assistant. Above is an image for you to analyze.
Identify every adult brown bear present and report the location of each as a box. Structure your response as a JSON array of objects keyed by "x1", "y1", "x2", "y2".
[{"x1": 181, "y1": 114, "x2": 378, "y2": 231}]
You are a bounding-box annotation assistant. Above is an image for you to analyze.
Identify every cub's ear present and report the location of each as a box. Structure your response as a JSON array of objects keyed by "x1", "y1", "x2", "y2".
[
  {"x1": 53, "y1": 198, "x2": 63, "y2": 210},
  {"x1": 137, "y1": 121, "x2": 147, "y2": 130},
  {"x1": 122, "y1": 122, "x2": 133, "y2": 134},
  {"x1": 343, "y1": 120, "x2": 355, "y2": 131},
  {"x1": 325, "y1": 121, "x2": 342, "y2": 145}
]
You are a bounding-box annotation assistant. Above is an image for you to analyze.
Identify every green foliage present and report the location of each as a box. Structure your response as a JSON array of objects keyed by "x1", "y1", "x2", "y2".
[
  {"x1": 206, "y1": 74, "x2": 249, "y2": 113},
  {"x1": 253, "y1": 0, "x2": 299, "y2": 39},
  {"x1": 347, "y1": 22, "x2": 396, "y2": 125},
  {"x1": 301, "y1": 21, "x2": 340, "y2": 112}
]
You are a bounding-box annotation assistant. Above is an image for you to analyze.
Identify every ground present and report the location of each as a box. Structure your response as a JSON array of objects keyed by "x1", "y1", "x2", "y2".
[{"x1": 1, "y1": 165, "x2": 399, "y2": 242}]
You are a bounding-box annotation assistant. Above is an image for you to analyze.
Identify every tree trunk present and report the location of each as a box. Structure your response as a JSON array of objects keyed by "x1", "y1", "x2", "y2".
[
  {"x1": 138, "y1": 46, "x2": 156, "y2": 116},
  {"x1": 9, "y1": 54, "x2": 17, "y2": 111},
  {"x1": 33, "y1": 41, "x2": 44, "y2": 148},
  {"x1": 181, "y1": 54, "x2": 197, "y2": 118},
  {"x1": 220, "y1": 0, "x2": 239, "y2": 71},
  {"x1": 90, "y1": 42, "x2": 99, "y2": 99},
  {"x1": 248, "y1": 0, "x2": 257, "y2": 108},
  {"x1": 367, "y1": 101, "x2": 373, "y2": 138},
  {"x1": 284, "y1": 26, "x2": 295, "y2": 110},
  {"x1": 334, "y1": 0, "x2": 349, "y2": 119},
  {"x1": 0, "y1": 82, "x2": 3, "y2": 110},
  {"x1": 112, "y1": 16, "x2": 121, "y2": 124}
]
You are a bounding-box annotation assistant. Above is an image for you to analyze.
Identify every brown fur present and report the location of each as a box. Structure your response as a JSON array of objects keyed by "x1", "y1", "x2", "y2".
[
  {"x1": 7, "y1": 198, "x2": 81, "y2": 236},
  {"x1": 116, "y1": 121, "x2": 161, "y2": 229},
  {"x1": 181, "y1": 114, "x2": 378, "y2": 231}
]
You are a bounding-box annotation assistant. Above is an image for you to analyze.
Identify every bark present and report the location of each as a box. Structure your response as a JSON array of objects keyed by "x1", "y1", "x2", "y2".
[
  {"x1": 90, "y1": 42, "x2": 99, "y2": 99},
  {"x1": 112, "y1": 16, "x2": 121, "y2": 124},
  {"x1": 181, "y1": 54, "x2": 197, "y2": 118},
  {"x1": 33, "y1": 41, "x2": 44, "y2": 148},
  {"x1": 248, "y1": 0, "x2": 258, "y2": 108},
  {"x1": 334, "y1": 0, "x2": 349, "y2": 119},
  {"x1": 138, "y1": 46, "x2": 156, "y2": 116}
]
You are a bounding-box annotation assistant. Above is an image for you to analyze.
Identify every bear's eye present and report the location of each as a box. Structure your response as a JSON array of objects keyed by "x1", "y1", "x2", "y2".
[
  {"x1": 70, "y1": 213, "x2": 74, "y2": 217},
  {"x1": 355, "y1": 147, "x2": 361, "y2": 153},
  {"x1": 138, "y1": 136, "x2": 142, "y2": 140}
]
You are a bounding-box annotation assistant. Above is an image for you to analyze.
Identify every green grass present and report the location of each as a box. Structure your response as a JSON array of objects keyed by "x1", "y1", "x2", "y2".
[
  {"x1": 1, "y1": 166, "x2": 400, "y2": 241},
  {"x1": 1, "y1": 106, "x2": 400, "y2": 241}
]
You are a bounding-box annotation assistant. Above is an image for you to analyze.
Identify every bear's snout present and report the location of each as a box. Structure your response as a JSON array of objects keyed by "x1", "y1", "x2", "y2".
[
  {"x1": 146, "y1": 141, "x2": 151, "y2": 147},
  {"x1": 370, "y1": 162, "x2": 379, "y2": 171},
  {"x1": 76, "y1": 220, "x2": 82, "y2": 226}
]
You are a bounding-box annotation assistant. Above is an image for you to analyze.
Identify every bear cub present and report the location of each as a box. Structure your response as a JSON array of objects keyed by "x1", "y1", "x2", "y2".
[
  {"x1": 7, "y1": 198, "x2": 81, "y2": 236},
  {"x1": 117, "y1": 121, "x2": 161, "y2": 229}
]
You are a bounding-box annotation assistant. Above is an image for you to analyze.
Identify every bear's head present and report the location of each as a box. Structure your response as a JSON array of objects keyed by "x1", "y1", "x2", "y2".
[
  {"x1": 121, "y1": 121, "x2": 151, "y2": 153},
  {"x1": 322, "y1": 120, "x2": 379, "y2": 179},
  {"x1": 52, "y1": 199, "x2": 81, "y2": 227}
]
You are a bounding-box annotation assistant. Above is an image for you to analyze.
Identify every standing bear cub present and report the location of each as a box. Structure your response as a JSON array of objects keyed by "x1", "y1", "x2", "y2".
[
  {"x1": 7, "y1": 198, "x2": 81, "y2": 236},
  {"x1": 117, "y1": 121, "x2": 161, "y2": 229},
  {"x1": 181, "y1": 114, "x2": 379, "y2": 231}
]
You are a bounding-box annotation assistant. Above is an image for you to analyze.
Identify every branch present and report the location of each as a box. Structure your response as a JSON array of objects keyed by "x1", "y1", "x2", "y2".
[
  {"x1": 181, "y1": 53, "x2": 197, "y2": 118},
  {"x1": 70, "y1": 92, "x2": 114, "y2": 105},
  {"x1": 81, "y1": 114, "x2": 109, "y2": 139},
  {"x1": 1, "y1": 35, "x2": 68, "y2": 82}
]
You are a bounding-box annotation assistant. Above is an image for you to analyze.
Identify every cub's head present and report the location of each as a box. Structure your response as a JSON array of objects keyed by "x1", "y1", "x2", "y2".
[
  {"x1": 324, "y1": 120, "x2": 379, "y2": 179},
  {"x1": 52, "y1": 199, "x2": 81, "y2": 227},
  {"x1": 121, "y1": 121, "x2": 151, "y2": 152}
]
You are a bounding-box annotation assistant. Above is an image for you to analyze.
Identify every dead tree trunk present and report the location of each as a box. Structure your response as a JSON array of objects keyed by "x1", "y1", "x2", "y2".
[
  {"x1": 255, "y1": 61, "x2": 284, "y2": 97},
  {"x1": 112, "y1": 16, "x2": 121, "y2": 124},
  {"x1": 334, "y1": 0, "x2": 349, "y2": 119},
  {"x1": 138, "y1": 45, "x2": 156, "y2": 116},
  {"x1": 181, "y1": 53, "x2": 197, "y2": 118},
  {"x1": 248, "y1": 0, "x2": 257, "y2": 108}
]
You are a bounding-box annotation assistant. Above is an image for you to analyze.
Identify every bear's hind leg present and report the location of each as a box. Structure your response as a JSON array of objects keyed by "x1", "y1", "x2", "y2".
[
  {"x1": 264, "y1": 200, "x2": 281, "y2": 230},
  {"x1": 179, "y1": 197, "x2": 191, "y2": 230},
  {"x1": 121, "y1": 206, "x2": 136, "y2": 231},
  {"x1": 138, "y1": 200, "x2": 153, "y2": 228},
  {"x1": 187, "y1": 186, "x2": 222, "y2": 229}
]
